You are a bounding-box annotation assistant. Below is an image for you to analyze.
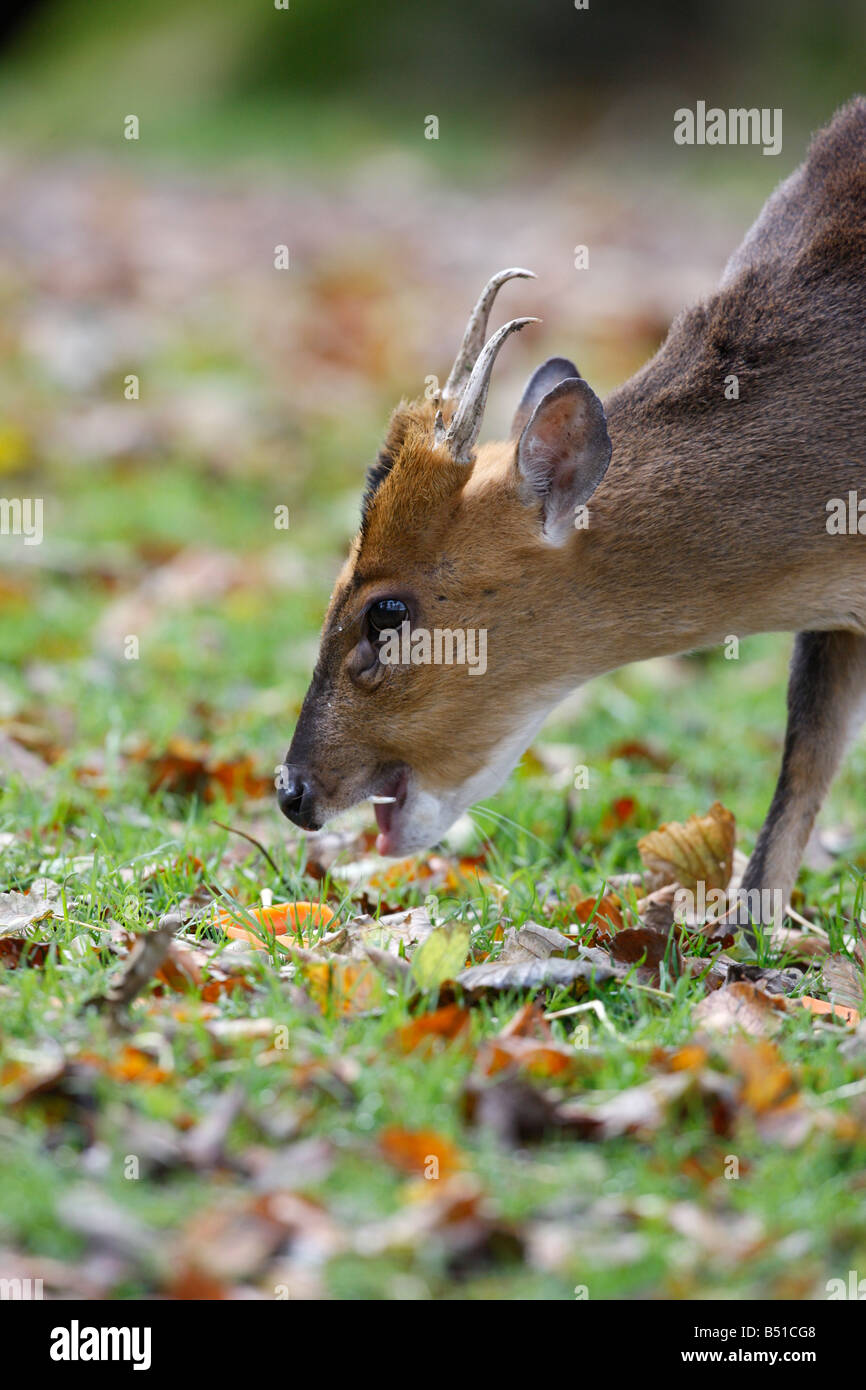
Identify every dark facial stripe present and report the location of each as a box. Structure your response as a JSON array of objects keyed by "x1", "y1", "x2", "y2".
[{"x1": 360, "y1": 449, "x2": 396, "y2": 532}]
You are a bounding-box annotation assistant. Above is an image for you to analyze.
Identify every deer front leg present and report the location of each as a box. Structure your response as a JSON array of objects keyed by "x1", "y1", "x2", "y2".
[{"x1": 736, "y1": 630, "x2": 866, "y2": 932}]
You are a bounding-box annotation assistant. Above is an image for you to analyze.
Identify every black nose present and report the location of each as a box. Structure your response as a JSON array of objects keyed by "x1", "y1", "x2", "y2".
[{"x1": 276, "y1": 764, "x2": 319, "y2": 830}]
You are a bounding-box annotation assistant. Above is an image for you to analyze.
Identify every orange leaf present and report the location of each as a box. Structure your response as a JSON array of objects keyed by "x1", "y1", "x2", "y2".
[
  {"x1": 476, "y1": 1036, "x2": 575, "y2": 1079},
  {"x1": 395, "y1": 1004, "x2": 471, "y2": 1053},
  {"x1": 799, "y1": 996, "x2": 860, "y2": 1026},
  {"x1": 378, "y1": 1127, "x2": 463, "y2": 1179},
  {"x1": 214, "y1": 901, "x2": 336, "y2": 949},
  {"x1": 300, "y1": 957, "x2": 385, "y2": 1015},
  {"x1": 568, "y1": 890, "x2": 624, "y2": 934}
]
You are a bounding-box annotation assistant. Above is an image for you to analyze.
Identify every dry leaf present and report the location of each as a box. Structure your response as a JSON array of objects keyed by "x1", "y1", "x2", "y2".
[
  {"x1": 799, "y1": 996, "x2": 860, "y2": 1026},
  {"x1": 638, "y1": 801, "x2": 735, "y2": 894},
  {"x1": 378, "y1": 1127, "x2": 463, "y2": 1180},
  {"x1": 607, "y1": 926, "x2": 681, "y2": 983},
  {"x1": 693, "y1": 980, "x2": 790, "y2": 1035},
  {"x1": 0, "y1": 878, "x2": 63, "y2": 937},
  {"x1": 394, "y1": 1003, "x2": 471, "y2": 1053},
  {"x1": 568, "y1": 890, "x2": 625, "y2": 935},
  {"x1": 822, "y1": 953, "x2": 864, "y2": 1012},
  {"x1": 475, "y1": 1036, "x2": 576, "y2": 1079},
  {"x1": 297, "y1": 956, "x2": 387, "y2": 1016},
  {"x1": 411, "y1": 921, "x2": 472, "y2": 991}
]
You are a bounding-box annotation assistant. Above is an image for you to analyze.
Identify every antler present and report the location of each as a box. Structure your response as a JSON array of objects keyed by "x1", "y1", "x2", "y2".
[
  {"x1": 434, "y1": 268, "x2": 539, "y2": 465},
  {"x1": 441, "y1": 267, "x2": 536, "y2": 403},
  {"x1": 436, "y1": 317, "x2": 540, "y2": 464}
]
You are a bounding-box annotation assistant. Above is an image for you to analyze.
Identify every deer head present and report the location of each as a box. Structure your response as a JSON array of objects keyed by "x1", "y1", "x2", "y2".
[{"x1": 277, "y1": 268, "x2": 613, "y2": 854}]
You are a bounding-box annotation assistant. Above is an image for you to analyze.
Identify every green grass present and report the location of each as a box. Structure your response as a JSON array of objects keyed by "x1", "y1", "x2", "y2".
[{"x1": 2, "y1": 444, "x2": 866, "y2": 1300}]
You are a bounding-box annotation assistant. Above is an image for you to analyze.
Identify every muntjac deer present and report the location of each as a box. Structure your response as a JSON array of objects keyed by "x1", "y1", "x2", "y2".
[{"x1": 278, "y1": 99, "x2": 866, "y2": 930}]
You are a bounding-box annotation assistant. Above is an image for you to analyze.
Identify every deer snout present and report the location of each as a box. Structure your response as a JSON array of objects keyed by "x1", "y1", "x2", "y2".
[{"x1": 276, "y1": 763, "x2": 321, "y2": 831}]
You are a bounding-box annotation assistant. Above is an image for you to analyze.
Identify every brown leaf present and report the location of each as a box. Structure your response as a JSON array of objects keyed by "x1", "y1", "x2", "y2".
[
  {"x1": 607, "y1": 926, "x2": 680, "y2": 984},
  {"x1": 91, "y1": 915, "x2": 180, "y2": 1015},
  {"x1": 558, "y1": 1070, "x2": 737, "y2": 1140},
  {"x1": 458, "y1": 951, "x2": 613, "y2": 994},
  {"x1": 770, "y1": 927, "x2": 830, "y2": 961},
  {"x1": 457, "y1": 922, "x2": 615, "y2": 994},
  {"x1": 799, "y1": 995, "x2": 859, "y2": 1026},
  {"x1": 638, "y1": 801, "x2": 735, "y2": 894},
  {"x1": 378, "y1": 1126, "x2": 463, "y2": 1180},
  {"x1": 693, "y1": 980, "x2": 791, "y2": 1035},
  {"x1": 296, "y1": 956, "x2": 387, "y2": 1016},
  {"x1": 394, "y1": 1003, "x2": 471, "y2": 1053},
  {"x1": 0, "y1": 877, "x2": 63, "y2": 937},
  {"x1": 497, "y1": 1001, "x2": 552, "y2": 1040},
  {"x1": 822, "y1": 953, "x2": 864, "y2": 1012},
  {"x1": 567, "y1": 890, "x2": 624, "y2": 935},
  {"x1": 136, "y1": 736, "x2": 269, "y2": 803},
  {"x1": 462, "y1": 1076, "x2": 561, "y2": 1146},
  {"x1": 730, "y1": 1039, "x2": 797, "y2": 1112},
  {"x1": 475, "y1": 1036, "x2": 576, "y2": 1079}
]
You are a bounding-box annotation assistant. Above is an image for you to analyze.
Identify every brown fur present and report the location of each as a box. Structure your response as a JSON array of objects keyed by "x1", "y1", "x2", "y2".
[{"x1": 283, "y1": 99, "x2": 866, "y2": 913}]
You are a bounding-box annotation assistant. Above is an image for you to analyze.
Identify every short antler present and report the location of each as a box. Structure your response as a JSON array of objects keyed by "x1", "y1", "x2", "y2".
[
  {"x1": 441, "y1": 267, "x2": 536, "y2": 404},
  {"x1": 437, "y1": 316, "x2": 540, "y2": 464}
]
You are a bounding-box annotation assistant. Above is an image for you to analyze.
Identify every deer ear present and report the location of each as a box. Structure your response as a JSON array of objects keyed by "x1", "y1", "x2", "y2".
[
  {"x1": 516, "y1": 376, "x2": 611, "y2": 545},
  {"x1": 511, "y1": 356, "x2": 581, "y2": 438}
]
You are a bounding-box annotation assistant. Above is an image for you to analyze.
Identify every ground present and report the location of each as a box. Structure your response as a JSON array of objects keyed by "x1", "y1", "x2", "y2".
[{"x1": 1, "y1": 153, "x2": 865, "y2": 1301}]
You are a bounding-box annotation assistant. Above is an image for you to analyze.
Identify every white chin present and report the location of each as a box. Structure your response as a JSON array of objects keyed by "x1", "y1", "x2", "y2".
[
  {"x1": 375, "y1": 786, "x2": 457, "y2": 857},
  {"x1": 371, "y1": 695, "x2": 567, "y2": 857}
]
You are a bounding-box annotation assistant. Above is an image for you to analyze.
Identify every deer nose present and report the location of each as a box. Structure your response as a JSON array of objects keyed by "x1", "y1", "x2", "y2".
[{"x1": 276, "y1": 764, "x2": 319, "y2": 830}]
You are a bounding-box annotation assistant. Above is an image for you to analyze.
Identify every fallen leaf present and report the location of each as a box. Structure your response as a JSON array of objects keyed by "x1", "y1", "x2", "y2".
[
  {"x1": 378, "y1": 1127, "x2": 464, "y2": 1180},
  {"x1": 822, "y1": 953, "x2": 864, "y2": 1012},
  {"x1": 498, "y1": 1001, "x2": 552, "y2": 1039},
  {"x1": 693, "y1": 980, "x2": 790, "y2": 1035},
  {"x1": 558, "y1": 1070, "x2": 737, "y2": 1140},
  {"x1": 568, "y1": 890, "x2": 625, "y2": 935},
  {"x1": 214, "y1": 900, "x2": 336, "y2": 950},
  {"x1": 607, "y1": 926, "x2": 681, "y2": 984},
  {"x1": 297, "y1": 956, "x2": 386, "y2": 1016},
  {"x1": 730, "y1": 1039, "x2": 798, "y2": 1111},
  {"x1": 458, "y1": 926, "x2": 615, "y2": 994},
  {"x1": 135, "y1": 737, "x2": 270, "y2": 803},
  {"x1": 0, "y1": 878, "x2": 63, "y2": 936},
  {"x1": 90, "y1": 915, "x2": 180, "y2": 1016},
  {"x1": 799, "y1": 996, "x2": 859, "y2": 1026},
  {"x1": 394, "y1": 1003, "x2": 471, "y2": 1053},
  {"x1": 638, "y1": 801, "x2": 735, "y2": 894},
  {"x1": 475, "y1": 1036, "x2": 576, "y2": 1079},
  {"x1": 411, "y1": 921, "x2": 472, "y2": 991}
]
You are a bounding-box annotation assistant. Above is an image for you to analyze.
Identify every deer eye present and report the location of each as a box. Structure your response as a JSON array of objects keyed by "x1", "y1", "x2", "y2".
[{"x1": 366, "y1": 597, "x2": 409, "y2": 640}]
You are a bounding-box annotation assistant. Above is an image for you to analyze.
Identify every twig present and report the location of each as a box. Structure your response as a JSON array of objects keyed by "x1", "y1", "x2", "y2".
[
  {"x1": 544, "y1": 998, "x2": 620, "y2": 1035},
  {"x1": 812, "y1": 1077, "x2": 866, "y2": 1106},
  {"x1": 86, "y1": 912, "x2": 181, "y2": 1017},
  {"x1": 211, "y1": 819, "x2": 289, "y2": 889},
  {"x1": 785, "y1": 903, "x2": 830, "y2": 938}
]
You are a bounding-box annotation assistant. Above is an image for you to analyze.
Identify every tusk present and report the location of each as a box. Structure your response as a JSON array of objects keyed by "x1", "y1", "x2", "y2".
[
  {"x1": 445, "y1": 316, "x2": 540, "y2": 465},
  {"x1": 441, "y1": 268, "x2": 536, "y2": 403},
  {"x1": 370, "y1": 795, "x2": 398, "y2": 804}
]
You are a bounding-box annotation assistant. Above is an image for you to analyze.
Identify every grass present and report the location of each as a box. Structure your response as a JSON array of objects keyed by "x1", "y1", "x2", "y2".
[{"x1": 2, "y1": 439, "x2": 866, "y2": 1300}]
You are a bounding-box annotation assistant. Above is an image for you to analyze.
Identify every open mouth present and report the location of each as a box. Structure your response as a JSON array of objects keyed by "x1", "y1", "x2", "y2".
[{"x1": 370, "y1": 767, "x2": 409, "y2": 856}]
